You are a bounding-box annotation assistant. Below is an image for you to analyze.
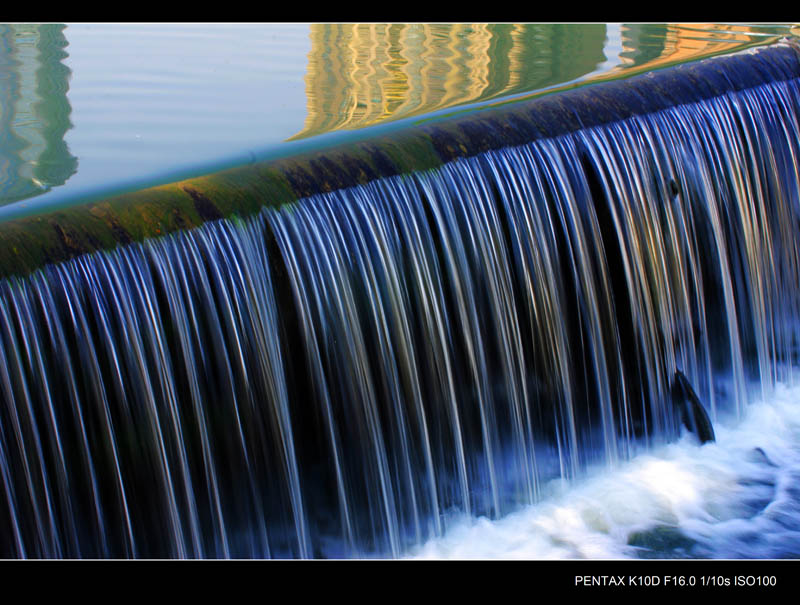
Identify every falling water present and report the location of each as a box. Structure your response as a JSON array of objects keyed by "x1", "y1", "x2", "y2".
[{"x1": 2, "y1": 49, "x2": 800, "y2": 559}]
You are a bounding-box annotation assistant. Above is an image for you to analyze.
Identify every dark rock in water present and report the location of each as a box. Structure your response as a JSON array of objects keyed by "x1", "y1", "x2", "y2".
[
  {"x1": 627, "y1": 525, "x2": 699, "y2": 558},
  {"x1": 671, "y1": 370, "x2": 715, "y2": 444}
]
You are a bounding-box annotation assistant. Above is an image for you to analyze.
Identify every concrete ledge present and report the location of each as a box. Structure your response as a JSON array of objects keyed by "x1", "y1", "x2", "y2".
[{"x1": 1, "y1": 40, "x2": 798, "y2": 280}]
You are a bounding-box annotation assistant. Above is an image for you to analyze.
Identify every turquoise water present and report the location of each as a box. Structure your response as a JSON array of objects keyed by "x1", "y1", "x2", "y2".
[{"x1": 0, "y1": 23, "x2": 797, "y2": 218}]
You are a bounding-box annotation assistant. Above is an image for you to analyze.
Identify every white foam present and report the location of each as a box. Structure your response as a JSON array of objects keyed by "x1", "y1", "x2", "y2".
[{"x1": 407, "y1": 381, "x2": 800, "y2": 559}]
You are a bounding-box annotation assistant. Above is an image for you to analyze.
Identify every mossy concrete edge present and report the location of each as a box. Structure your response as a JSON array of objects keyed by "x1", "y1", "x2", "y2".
[{"x1": 1, "y1": 40, "x2": 798, "y2": 280}]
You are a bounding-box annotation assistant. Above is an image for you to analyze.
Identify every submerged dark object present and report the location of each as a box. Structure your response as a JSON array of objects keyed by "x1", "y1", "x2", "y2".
[{"x1": 671, "y1": 370, "x2": 716, "y2": 444}]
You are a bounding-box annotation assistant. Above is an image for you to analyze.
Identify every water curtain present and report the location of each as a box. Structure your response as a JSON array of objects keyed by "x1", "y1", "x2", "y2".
[{"x1": 1, "y1": 43, "x2": 800, "y2": 558}]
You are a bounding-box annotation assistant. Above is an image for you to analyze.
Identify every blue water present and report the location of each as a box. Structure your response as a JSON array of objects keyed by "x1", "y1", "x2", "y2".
[
  {"x1": 1, "y1": 23, "x2": 797, "y2": 216},
  {"x1": 0, "y1": 23, "x2": 311, "y2": 213},
  {"x1": 409, "y1": 383, "x2": 800, "y2": 559},
  {"x1": 2, "y1": 48, "x2": 800, "y2": 557},
  {"x1": 2, "y1": 24, "x2": 800, "y2": 561}
]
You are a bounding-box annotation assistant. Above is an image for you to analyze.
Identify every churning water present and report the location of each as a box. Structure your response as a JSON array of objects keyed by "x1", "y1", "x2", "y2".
[
  {"x1": 2, "y1": 44, "x2": 800, "y2": 559},
  {"x1": 409, "y1": 383, "x2": 800, "y2": 559}
]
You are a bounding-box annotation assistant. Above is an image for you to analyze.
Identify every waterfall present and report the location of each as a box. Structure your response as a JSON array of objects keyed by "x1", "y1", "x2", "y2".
[{"x1": 2, "y1": 49, "x2": 800, "y2": 559}]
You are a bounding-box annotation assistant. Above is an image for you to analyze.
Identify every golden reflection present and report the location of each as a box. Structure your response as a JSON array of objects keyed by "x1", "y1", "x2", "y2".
[
  {"x1": 617, "y1": 23, "x2": 788, "y2": 71},
  {"x1": 291, "y1": 24, "x2": 607, "y2": 140},
  {"x1": 291, "y1": 23, "x2": 797, "y2": 141}
]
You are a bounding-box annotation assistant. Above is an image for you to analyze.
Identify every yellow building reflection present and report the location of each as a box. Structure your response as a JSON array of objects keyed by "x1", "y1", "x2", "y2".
[
  {"x1": 617, "y1": 23, "x2": 785, "y2": 70},
  {"x1": 291, "y1": 23, "x2": 608, "y2": 140},
  {"x1": 292, "y1": 23, "x2": 795, "y2": 141},
  {"x1": 0, "y1": 23, "x2": 77, "y2": 205}
]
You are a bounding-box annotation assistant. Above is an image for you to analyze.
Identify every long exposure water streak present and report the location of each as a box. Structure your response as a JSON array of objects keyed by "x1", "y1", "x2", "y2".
[{"x1": 1, "y1": 46, "x2": 800, "y2": 558}]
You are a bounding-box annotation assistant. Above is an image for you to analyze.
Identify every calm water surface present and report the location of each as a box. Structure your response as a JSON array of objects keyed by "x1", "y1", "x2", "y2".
[{"x1": 0, "y1": 23, "x2": 796, "y2": 216}]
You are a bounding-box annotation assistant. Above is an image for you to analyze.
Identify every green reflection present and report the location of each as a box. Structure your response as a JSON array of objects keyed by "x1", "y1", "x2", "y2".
[
  {"x1": 619, "y1": 24, "x2": 669, "y2": 66},
  {"x1": 0, "y1": 23, "x2": 77, "y2": 206}
]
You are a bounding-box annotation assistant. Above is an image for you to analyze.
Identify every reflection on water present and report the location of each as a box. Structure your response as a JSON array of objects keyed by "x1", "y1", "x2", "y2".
[
  {"x1": 0, "y1": 23, "x2": 796, "y2": 208},
  {"x1": 617, "y1": 23, "x2": 792, "y2": 71},
  {"x1": 292, "y1": 24, "x2": 608, "y2": 140},
  {"x1": 292, "y1": 23, "x2": 798, "y2": 140},
  {"x1": 0, "y1": 24, "x2": 76, "y2": 206}
]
